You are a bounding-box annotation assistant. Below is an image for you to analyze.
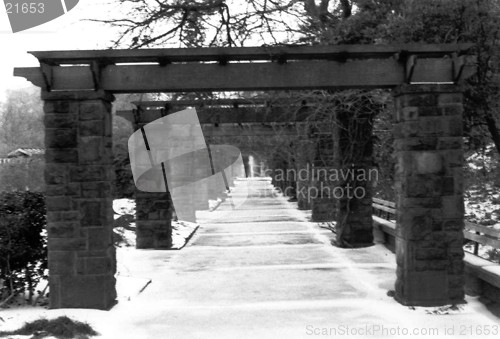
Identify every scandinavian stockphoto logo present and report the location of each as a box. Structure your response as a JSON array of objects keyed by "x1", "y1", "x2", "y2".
[
  {"x1": 4, "y1": 0, "x2": 79, "y2": 33},
  {"x1": 128, "y1": 108, "x2": 248, "y2": 222}
]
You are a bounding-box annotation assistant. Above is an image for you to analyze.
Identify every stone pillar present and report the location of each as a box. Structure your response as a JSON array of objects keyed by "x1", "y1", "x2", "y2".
[
  {"x1": 296, "y1": 140, "x2": 315, "y2": 210},
  {"x1": 333, "y1": 108, "x2": 374, "y2": 246},
  {"x1": 43, "y1": 90, "x2": 116, "y2": 309},
  {"x1": 286, "y1": 150, "x2": 297, "y2": 199},
  {"x1": 311, "y1": 135, "x2": 336, "y2": 222},
  {"x1": 135, "y1": 190, "x2": 173, "y2": 248},
  {"x1": 242, "y1": 154, "x2": 250, "y2": 177},
  {"x1": 310, "y1": 168, "x2": 337, "y2": 221},
  {"x1": 129, "y1": 118, "x2": 175, "y2": 247},
  {"x1": 393, "y1": 84, "x2": 465, "y2": 306}
]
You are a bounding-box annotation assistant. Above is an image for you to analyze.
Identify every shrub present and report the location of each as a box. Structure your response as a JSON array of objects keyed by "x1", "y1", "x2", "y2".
[
  {"x1": 0, "y1": 191, "x2": 47, "y2": 305},
  {"x1": 0, "y1": 316, "x2": 98, "y2": 339}
]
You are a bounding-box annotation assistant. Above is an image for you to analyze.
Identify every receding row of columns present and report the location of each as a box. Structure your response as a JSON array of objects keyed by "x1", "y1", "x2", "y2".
[
  {"x1": 267, "y1": 84, "x2": 465, "y2": 305},
  {"x1": 43, "y1": 84, "x2": 465, "y2": 309}
]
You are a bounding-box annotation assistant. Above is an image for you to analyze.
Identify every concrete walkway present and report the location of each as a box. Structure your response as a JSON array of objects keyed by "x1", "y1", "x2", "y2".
[
  {"x1": 2, "y1": 178, "x2": 498, "y2": 338},
  {"x1": 106, "y1": 178, "x2": 499, "y2": 339}
]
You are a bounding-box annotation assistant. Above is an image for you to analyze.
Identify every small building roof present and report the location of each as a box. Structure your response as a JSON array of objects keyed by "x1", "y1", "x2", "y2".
[{"x1": 7, "y1": 148, "x2": 45, "y2": 158}]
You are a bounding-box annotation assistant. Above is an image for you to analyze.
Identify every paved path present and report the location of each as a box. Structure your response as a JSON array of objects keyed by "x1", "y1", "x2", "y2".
[
  {"x1": 109, "y1": 178, "x2": 499, "y2": 338},
  {"x1": 2, "y1": 178, "x2": 498, "y2": 338}
]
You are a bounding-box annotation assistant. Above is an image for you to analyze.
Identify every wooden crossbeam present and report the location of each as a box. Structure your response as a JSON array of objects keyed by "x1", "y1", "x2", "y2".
[
  {"x1": 131, "y1": 98, "x2": 307, "y2": 108},
  {"x1": 15, "y1": 44, "x2": 475, "y2": 93},
  {"x1": 117, "y1": 107, "x2": 302, "y2": 136},
  {"x1": 28, "y1": 44, "x2": 473, "y2": 65},
  {"x1": 202, "y1": 125, "x2": 298, "y2": 137},
  {"x1": 117, "y1": 106, "x2": 311, "y2": 124},
  {"x1": 13, "y1": 59, "x2": 465, "y2": 93}
]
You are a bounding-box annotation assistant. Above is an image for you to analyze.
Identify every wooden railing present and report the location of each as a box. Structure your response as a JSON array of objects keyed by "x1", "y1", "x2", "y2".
[
  {"x1": 464, "y1": 221, "x2": 500, "y2": 260},
  {"x1": 372, "y1": 198, "x2": 500, "y2": 262},
  {"x1": 372, "y1": 198, "x2": 396, "y2": 236},
  {"x1": 372, "y1": 198, "x2": 500, "y2": 292}
]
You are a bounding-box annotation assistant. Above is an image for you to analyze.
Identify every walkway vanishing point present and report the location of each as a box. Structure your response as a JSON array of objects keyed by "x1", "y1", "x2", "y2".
[
  {"x1": 5, "y1": 178, "x2": 489, "y2": 339},
  {"x1": 99, "y1": 178, "x2": 499, "y2": 339}
]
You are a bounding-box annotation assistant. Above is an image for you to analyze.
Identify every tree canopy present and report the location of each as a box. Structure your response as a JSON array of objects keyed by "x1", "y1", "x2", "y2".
[{"x1": 100, "y1": 0, "x2": 500, "y2": 154}]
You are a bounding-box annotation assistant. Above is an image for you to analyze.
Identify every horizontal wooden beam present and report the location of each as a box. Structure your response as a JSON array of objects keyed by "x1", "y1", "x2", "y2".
[
  {"x1": 202, "y1": 125, "x2": 299, "y2": 137},
  {"x1": 15, "y1": 57, "x2": 474, "y2": 93},
  {"x1": 131, "y1": 98, "x2": 306, "y2": 108},
  {"x1": 117, "y1": 106, "x2": 311, "y2": 124},
  {"x1": 28, "y1": 44, "x2": 473, "y2": 65}
]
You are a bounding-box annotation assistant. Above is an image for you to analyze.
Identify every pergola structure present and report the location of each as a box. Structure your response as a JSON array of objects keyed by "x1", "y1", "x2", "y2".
[
  {"x1": 15, "y1": 44, "x2": 475, "y2": 309},
  {"x1": 117, "y1": 99, "x2": 306, "y2": 137},
  {"x1": 117, "y1": 99, "x2": 301, "y2": 248}
]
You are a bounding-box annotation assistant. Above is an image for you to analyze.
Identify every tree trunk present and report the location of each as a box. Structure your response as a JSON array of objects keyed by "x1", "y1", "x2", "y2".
[
  {"x1": 25, "y1": 266, "x2": 33, "y2": 304},
  {"x1": 484, "y1": 111, "x2": 500, "y2": 156},
  {"x1": 339, "y1": 0, "x2": 352, "y2": 18}
]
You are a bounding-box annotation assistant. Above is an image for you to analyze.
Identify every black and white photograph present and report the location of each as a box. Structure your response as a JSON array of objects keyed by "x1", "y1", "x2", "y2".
[{"x1": 0, "y1": 0, "x2": 499, "y2": 338}]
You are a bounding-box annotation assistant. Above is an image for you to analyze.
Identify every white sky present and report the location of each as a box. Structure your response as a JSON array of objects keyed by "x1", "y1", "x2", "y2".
[
  {"x1": 0, "y1": 0, "x2": 119, "y2": 100},
  {"x1": 0, "y1": 0, "x2": 303, "y2": 101}
]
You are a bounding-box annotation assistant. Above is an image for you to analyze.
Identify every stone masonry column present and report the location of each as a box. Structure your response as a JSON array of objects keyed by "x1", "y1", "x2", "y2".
[
  {"x1": 43, "y1": 90, "x2": 116, "y2": 309},
  {"x1": 333, "y1": 108, "x2": 375, "y2": 246},
  {"x1": 285, "y1": 148, "x2": 296, "y2": 199},
  {"x1": 296, "y1": 139, "x2": 315, "y2": 210},
  {"x1": 242, "y1": 154, "x2": 250, "y2": 177},
  {"x1": 135, "y1": 191, "x2": 173, "y2": 249},
  {"x1": 393, "y1": 84, "x2": 465, "y2": 306},
  {"x1": 130, "y1": 118, "x2": 175, "y2": 249},
  {"x1": 311, "y1": 134, "x2": 336, "y2": 222}
]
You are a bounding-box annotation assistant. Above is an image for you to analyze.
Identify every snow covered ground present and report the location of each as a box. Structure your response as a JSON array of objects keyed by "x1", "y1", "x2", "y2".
[
  {"x1": 113, "y1": 198, "x2": 200, "y2": 250},
  {"x1": 1, "y1": 178, "x2": 500, "y2": 339},
  {"x1": 463, "y1": 145, "x2": 500, "y2": 261}
]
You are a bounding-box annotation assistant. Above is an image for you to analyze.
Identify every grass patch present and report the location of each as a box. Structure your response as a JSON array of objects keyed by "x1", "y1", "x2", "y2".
[{"x1": 0, "y1": 316, "x2": 98, "y2": 338}]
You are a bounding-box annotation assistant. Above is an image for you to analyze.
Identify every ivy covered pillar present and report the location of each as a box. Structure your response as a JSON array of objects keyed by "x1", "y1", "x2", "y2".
[
  {"x1": 393, "y1": 84, "x2": 465, "y2": 306},
  {"x1": 311, "y1": 132, "x2": 337, "y2": 222},
  {"x1": 295, "y1": 139, "x2": 315, "y2": 210},
  {"x1": 242, "y1": 154, "x2": 250, "y2": 177},
  {"x1": 43, "y1": 90, "x2": 116, "y2": 309},
  {"x1": 333, "y1": 107, "x2": 375, "y2": 247}
]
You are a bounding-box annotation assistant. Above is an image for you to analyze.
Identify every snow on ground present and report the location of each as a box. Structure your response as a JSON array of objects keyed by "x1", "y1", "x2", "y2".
[
  {"x1": 2, "y1": 179, "x2": 500, "y2": 338},
  {"x1": 112, "y1": 198, "x2": 200, "y2": 250},
  {"x1": 463, "y1": 183, "x2": 500, "y2": 261},
  {"x1": 1, "y1": 198, "x2": 202, "y2": 337},
  {"x1": 171, "y1": 220, "x2": 199, "y2": 249},
  {"x1": 113, "y1": 198, "x2": 136, "y2": 216},
  {"x1": 464, "y1": 144, "x2": 500, "y2": 228}
]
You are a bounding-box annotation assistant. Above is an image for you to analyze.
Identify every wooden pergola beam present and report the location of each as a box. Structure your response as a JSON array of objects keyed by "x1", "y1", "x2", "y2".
[
  {"x1": 14, "y1": 44, "x2": 475, "y2": 93},
  {"x1": 131, "y1": 98, "x2": 307, "y2": 108},
  {"x1": 15, "y1": 58, "x2": 472, "y2": 93},
  {"x1": 116, "y1": 106, "x2": 311, "y2": 124},
  {"x1": 202, "y1": 125, "x2": 299, "y2": 137},
  {"x1": 28, "y1": 44, "x2": 473, "y2": 65}
]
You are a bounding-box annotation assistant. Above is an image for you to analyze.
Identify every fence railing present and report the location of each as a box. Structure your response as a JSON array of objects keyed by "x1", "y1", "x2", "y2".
[
  {"x1": 372, "y1": 198, "x2": 396, "y2": 236},
  {"x1": 372, "y1": 198, "x2": 500, "y2": 262},
  {"x1": 463, "y1": 221, "x2": 500, "y2": 259}
]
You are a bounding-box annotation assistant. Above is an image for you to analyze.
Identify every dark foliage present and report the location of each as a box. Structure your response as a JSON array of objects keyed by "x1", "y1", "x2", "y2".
[
  {"x1": 0, "y1": 191, "x2": 47, "y2": 305},
  {"x1": 0, "y1": 316, "x2": 98, "y2": 339}
]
